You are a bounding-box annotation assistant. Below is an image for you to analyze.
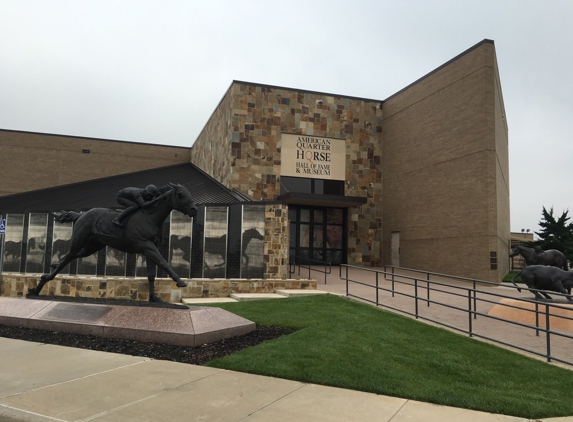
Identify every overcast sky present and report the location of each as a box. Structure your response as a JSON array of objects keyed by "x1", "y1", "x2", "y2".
[{"x1": 1, "y1": 0, "x2": 572, "y2": 235}]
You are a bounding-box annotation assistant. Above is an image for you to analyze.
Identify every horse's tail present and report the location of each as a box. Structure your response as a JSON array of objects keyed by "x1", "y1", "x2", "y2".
[
  {"x1": 510, "y1": 270, "x2": 523, "y2": 293},
  {"x1": 54, "y1": 210, "x2": 81, "y2": 224}
]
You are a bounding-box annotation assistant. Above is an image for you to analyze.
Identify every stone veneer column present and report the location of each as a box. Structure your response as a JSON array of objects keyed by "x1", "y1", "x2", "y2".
[{"x1": 264, "y1": 204, "x2": 289, "y2": 279}]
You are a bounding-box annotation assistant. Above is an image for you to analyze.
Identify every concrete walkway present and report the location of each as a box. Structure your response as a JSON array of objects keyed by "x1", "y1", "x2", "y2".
[
  {"x1": 0, "y1": 337, "x2": 548, "y2": 422},
  {"x1": 2, "y1": 267, "x2": 573, "y2": 421}
]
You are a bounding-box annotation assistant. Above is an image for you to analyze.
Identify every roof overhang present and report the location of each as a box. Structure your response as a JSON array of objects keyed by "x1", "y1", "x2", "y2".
[{"x1": 276, "y1": 193, "x2": 367, "y2": 208}]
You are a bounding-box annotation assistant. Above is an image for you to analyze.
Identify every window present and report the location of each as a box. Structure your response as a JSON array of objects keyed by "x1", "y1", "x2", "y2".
[{"x1": 280, "y1": 176, "x2": 344, "y2": 196}]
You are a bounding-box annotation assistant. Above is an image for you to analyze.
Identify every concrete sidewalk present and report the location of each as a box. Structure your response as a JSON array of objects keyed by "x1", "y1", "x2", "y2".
[{"x1": 0, "y1": 336, "x2": 550, "y2": 422}]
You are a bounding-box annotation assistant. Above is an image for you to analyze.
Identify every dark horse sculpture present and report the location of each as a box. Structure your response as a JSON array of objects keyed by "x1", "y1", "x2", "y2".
[
  {"x1": 509, "y1": 245, "x2": 568, "y2": 270},
  {"x1": 511, "y1": 265, "x2": 573, "y2": 301},
  {"x1": 27, "y1": 183, "x2": 198, "y2": 302}
]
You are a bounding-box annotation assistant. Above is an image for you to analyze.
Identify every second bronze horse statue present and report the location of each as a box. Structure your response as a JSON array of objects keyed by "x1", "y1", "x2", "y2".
[
  {"x1": 509, "y1": 245, "x2": 568, "y2": 271},
  {"x1": 27, "y1": 183, "x2": 198, "y2": 302}
]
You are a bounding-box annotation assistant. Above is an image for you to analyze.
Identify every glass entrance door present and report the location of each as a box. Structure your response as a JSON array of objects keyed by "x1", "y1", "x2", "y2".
[{"x1": 289, "y1": 206, "x2": 346, "y2": 265}]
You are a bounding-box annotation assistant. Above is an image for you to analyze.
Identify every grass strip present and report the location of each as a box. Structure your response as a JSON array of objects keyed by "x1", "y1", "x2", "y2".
[
  {"x1": 204, "y1": 294, "x2": 573, "y2": 419},
  {"x1": 503, "y1": 270, "x2": 522, "y2": 283}
]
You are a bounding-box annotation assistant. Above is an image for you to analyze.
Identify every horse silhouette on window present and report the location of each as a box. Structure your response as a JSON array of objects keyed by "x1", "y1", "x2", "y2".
[{"x1": 169, "y1": 228, "x2": 264, "y2": 268}]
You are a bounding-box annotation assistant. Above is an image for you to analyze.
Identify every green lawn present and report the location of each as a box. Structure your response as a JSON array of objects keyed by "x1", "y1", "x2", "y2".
[
  {"x1": 503, "y1": 270, "x2": 522, "y2": 283},
  {"x1": 204, "y1": 295, "x2": 573, "y2": 419}
]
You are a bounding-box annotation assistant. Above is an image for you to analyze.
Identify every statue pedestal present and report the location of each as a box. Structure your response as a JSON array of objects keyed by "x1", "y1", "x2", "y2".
[
  {"x1": 0, "y1": 297, "x2": 254, "y2": 346},
  {"x1": 488, "y1": 298, "x2": 573, "y2": 331}
]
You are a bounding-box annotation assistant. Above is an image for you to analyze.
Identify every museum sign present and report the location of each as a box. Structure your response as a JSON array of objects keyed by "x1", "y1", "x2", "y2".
[{"x1": 280, "y1": 133, "x2": 345, "y2": 180}]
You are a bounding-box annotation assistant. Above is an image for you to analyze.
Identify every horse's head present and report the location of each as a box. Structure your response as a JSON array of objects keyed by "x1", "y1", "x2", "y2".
[
  {"x1": 167, "y1": 183, "x2": 198, "y2": 218},
  {"x1": 509, "y1": 245, "x2": 520, "y2": 258}
]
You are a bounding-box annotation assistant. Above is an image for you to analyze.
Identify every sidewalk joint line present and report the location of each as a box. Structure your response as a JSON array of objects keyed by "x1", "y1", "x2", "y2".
[
  {"x1": 235, "y1": 382, "x2": 308, "y2": 421},
  {"x1": 388, "y1": 399, "x2": 409, "y2": 422},
  {"x1": 0, "y1": 403, "x2": 67, "y2": 422},
  {"x1": 0, "y1": 358, "x2": 151, "y2": 400}
]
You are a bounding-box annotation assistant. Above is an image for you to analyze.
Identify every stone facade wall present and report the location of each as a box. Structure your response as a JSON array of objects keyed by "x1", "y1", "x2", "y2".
[
  {"x1": 189, "y1": 88, "x2": 234, "y2": 188},
  {"x1": 264, "y1": 204, "x2": 289, "y2": 279},
  {"x1": 1, "y1": 275, "x2": 317, "y2": 302},
  {"x1": 382, "y1": 41, "x2": 510, "y2": 282},
  {"x1": 191, "y1": 82, "x2": 384, "y2": 269},
  {"x1": 0, "y1": 129, "x2": 191, "y2": 197}
]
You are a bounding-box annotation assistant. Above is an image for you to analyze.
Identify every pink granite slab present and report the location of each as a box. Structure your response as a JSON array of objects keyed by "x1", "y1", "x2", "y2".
[
  {"x1": 26, "y1": 301, "x2": 115, "y2": 336},
  {"x1": 102, "y1": 307, "x2": 194, "y2": 333},
  {"x1": 0, "y1": 298, "x2": 255, "y2": 347},
  {"x1": 101, "y1": 307, "x2": 196, "y2": 346},
  {"x1": 189, "y1": 308, "x2": 256, "y2": 345},
  {"x1": 0, "y1": 297, "x2": 53, "y2": 327}
]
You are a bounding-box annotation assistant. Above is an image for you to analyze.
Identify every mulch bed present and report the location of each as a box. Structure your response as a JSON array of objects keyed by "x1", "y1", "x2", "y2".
[{"x1": 0, "y1": 296, "x2": 293, "y2": 365}]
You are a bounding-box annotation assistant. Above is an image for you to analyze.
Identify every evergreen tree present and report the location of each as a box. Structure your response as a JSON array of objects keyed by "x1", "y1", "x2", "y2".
[{"x1": 533, "y1": 207, "x2": 573, "y2": 263}]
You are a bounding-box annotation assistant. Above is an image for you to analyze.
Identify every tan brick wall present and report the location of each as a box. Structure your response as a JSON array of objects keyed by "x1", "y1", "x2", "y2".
[
  {"x1": 382, "y1": 41, "x2": 510, "y2": 282},
  {"x1": 0, "y1": 130, "x2": 191, "y2": 196},
  {"x1": 191, "y1": 82, "x2": 384, "y2": 269},
  {"x1": 494, "y1": 53, "x2": 511, "y2": 279}
]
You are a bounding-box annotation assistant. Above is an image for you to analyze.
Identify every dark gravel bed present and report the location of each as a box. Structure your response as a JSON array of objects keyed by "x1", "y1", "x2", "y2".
[{"x1": 0, "y1": 296, "x2": 293, "y2": 365}]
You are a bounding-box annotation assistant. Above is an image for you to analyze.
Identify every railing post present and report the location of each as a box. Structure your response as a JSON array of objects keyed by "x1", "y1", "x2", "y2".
[
  {"x1": 426, "y1": 272, "x2": 430, "y2": 307},
  {"x1": 415, "y1": 279, "x2": 419, "y2": 319},
  {"x1": 546, "y1": 304, "x2": 552, "y2": 362},
  {"x1": 535, "y1": 301, "x2": 540, "y2": 336},
  {"x1": 391, "y1": 267, "x2": 395, "y2": 297},
  {"x1": 376, "y1": 271, "x2": 379, "y2": 306},
  {"x1": 473, "y1": 280, "x2": 477, "y2": 320},
  {"x1": 468, "y1": 289, "x2": 473, "y2": 337},
  {"x1": 345, "y1": 265, "x2": 349, "y2": 297}
]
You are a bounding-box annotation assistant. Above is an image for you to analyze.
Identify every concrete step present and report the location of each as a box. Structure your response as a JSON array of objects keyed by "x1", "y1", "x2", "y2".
[
  {"x1": 229, "y1": 293, "x2": 287, "y2": 302},
  {"x1": 181, "y1": 297, "x2": 238, "y2": 305},
  {"x1": 275, "y1": 289, "x2": 330, "y2": 298}
]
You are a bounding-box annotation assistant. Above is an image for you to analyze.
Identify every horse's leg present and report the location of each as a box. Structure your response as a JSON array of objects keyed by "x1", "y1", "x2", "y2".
[
  {"x1": 142, "y1": 240, "x2": 187, "y2": 288},
  {"x1": 28, "y1": 241, "x2": 104, "y2": 297},
  {"x1": 145, "y1": 257, "x2": 161, "y2": 303},
  {"x1": 27, "y1": 248, "x2": 78, "y2": 296},
  {"x1": 550, "y1": 282, "x2": 573, "y2": 301},
  {"x1": 522, "y1": 276, "x2": 542, "y2": 301}
]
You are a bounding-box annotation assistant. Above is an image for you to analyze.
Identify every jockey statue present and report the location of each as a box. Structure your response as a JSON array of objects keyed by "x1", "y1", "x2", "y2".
[{"x1": 112, "y1": 185, "x2": 161, "y2": 227}]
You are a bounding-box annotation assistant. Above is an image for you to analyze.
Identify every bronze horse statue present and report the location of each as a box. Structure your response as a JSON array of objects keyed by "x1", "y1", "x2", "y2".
[
  {"x1": 509, "y1": 245, "x2": 568, "y2": 270},
  {"x1": 511, "y1": 265, "x2": 573, "y2": 301},
  {"x1": 27, "y1": 183, "x2": 198, "y2": 302}
]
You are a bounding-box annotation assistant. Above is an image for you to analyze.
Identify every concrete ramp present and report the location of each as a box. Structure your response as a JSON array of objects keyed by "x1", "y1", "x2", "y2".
[{"x1": 0, "y1": 297, "x2": 255, "y2": 346}]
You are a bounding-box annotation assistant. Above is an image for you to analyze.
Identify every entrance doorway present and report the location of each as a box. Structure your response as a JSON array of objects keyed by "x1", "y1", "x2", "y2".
[{"x1": 289, "y1": 206, "x2": 346, "y2": 265}]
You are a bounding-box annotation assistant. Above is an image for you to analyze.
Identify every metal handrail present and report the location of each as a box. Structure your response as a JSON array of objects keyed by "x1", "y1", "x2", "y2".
[
  {"x1": 340, "y1": 264, "x2": 573, "y2": 366},
  {"x1": 289, "y1": 255, "x2": 332, "y2": 284}
]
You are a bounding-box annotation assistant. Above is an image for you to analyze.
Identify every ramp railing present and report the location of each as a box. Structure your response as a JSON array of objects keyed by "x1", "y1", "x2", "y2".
[{"x1": 340, "y1": 264, "x2": 573, "y2": 366}]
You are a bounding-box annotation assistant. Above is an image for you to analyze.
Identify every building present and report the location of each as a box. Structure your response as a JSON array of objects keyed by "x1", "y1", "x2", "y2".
[{"x1": 0, "y1": 39, "x2": 509, "y2": 284}]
